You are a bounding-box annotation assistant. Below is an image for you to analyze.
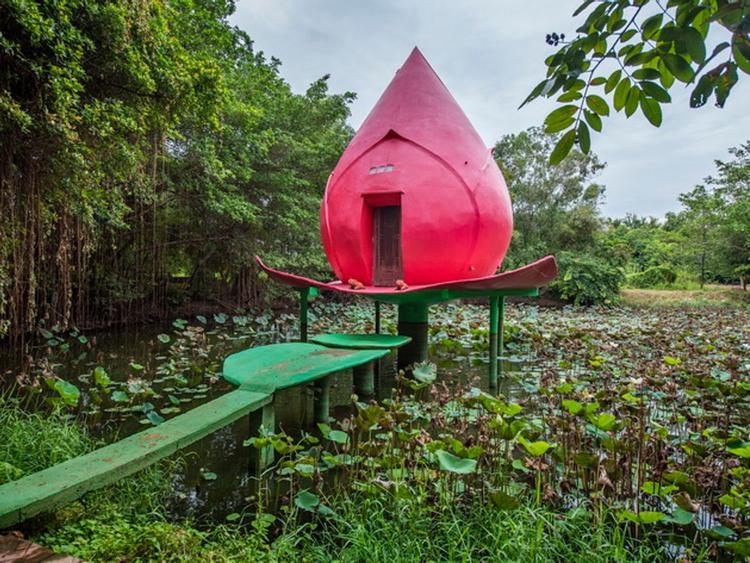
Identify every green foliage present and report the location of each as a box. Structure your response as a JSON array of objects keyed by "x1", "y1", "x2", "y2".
[
  {"x1": 523, "y1": 0, "x2": 750, "y2": 162},
  {"x1": 0, "y1": 0, "x2": 354, "y2": 342},
  {"x1": 627, "y1": 265, "x2": 677, "y2": 288},
  {"x1": 494, "y1": 127, "x2": 605, "y2": 269},
  {"x1": 550, "y1": 252, "x2": 625, "y2": 305}
]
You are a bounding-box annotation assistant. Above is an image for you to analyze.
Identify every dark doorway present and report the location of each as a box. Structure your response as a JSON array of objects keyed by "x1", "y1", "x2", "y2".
[{"x1": 372, "y1": 205, "x2": 402, "y2": 286}]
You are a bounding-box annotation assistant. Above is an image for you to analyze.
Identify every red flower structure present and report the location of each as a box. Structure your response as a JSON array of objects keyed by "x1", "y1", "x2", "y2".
[
  {"x1": 257, "y1": 47, "x2": 556, "y2": 296},
  {"x1": 257, "y1": 47, "x2": 558, "y2": 383}
]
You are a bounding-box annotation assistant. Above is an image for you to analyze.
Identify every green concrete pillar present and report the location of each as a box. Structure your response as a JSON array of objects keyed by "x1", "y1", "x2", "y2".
[
  {"x1": 313, "y1": 376, "x2": 331, "y2": 422},
  {"x1": 353, "y1": 362, "x2": 375, "y2": 396},
  {"x1": 397, "y1": 303, "x2": 429, "y2": 371},
  {"x1": 498, "y1": 296, "x2": 505, "y2": 377},
  {"x1": 298, "y1": 288, "x2": 309, "y2": 342},
  {"x1": 249, "y1": 401, "x2": 275, "y2": 475},
  {"x1": 489, "y1": 296, "x2": 506, "y2": 390},
  {"x1": 489, "y1": 296, "x2": 499, "y2": 389}
]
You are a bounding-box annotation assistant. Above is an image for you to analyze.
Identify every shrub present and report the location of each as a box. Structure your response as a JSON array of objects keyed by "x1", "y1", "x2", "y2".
[
  {"x1": 549, "y1": 252, "x2": 625, "y2": 305},
  {"x1": 627, "y1": 266, "x2": 678, "y2": 288}
]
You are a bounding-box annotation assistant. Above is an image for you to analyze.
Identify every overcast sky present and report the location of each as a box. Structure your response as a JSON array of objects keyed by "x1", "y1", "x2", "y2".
[{"x1": 230, "y1": 0, "x2": 750, "y2": 218}]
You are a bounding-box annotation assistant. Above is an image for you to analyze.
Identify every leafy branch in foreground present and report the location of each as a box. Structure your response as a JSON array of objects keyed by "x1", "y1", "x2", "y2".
[{"x1": 522, "y1": 0, "x2": 750, "y2": 164}]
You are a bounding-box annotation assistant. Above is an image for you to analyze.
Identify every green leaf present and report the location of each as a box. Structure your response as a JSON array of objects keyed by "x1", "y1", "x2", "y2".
[
  {"x1": 732, "y1": 33, "x2": 750, "y2": 74},
  {"x1": 632, "y1": 68, "x2": 660, "y2": 81},
  {"x1": 200, "y1": 470, "x2": 218, "y2": 481},
  {"x1": 724, "y1": 538, "x2": 750, "y2": 557},
  {"x1": 93, "y1": 366, "x2": 110, "y2": 387},
  {"x1": 613, "y1": 78, "x2": 631, "y2": 111},
  {"x1": 583, "y1": 110, "x2": 602, "y2": 132},
  {"x1": 728, "y1": 445, "x2": 750, "y2": 458},
  {"x1": 562, "y1": 399, "x2": 583, "y2": 415},
  {"x1": 619, "y1": 510, "x2": 667, "y2": 525},
  {"x1": 545, "y1": 115, "x2": 576, "y2": 134},
  {"x1": 53, "y1": 380, "x2": 80, "y2": 407},
  {"x1": 412, "y1": 361, "x2": 437, "y2": 384},
  {"x1": 683, "y1": 27, "x2": 706, "y2": 63},
  {"x1": 663, "y1": 355, "x2": 682, "y2": 366},
  {"x1": 295, "y1": 490, "x2": 320, "y2": 511},
  {"x1": 111, "y1": 390, "x2": 129, "y2": 402},
  {"x1": 585, "y1": 95, "x2": 609, "y2": 116},
  {"x1": 157, "y1": 334, "x2": 170, "y2": 344},
  {"x1": 435, "y1": 450, "x2": 478, "y2": 474},
  {"x1": 715, "y1": 62, "x2": 738, "y2": 108},
  {"x1": 590, "y1": 412, "x2": 617, "y2": 431},
  {"x1": 129, "y1": 362, "x2": 145, "y2": 371},
  {"x1": 605, "y1": 70, "x2": 621, "y2": 94},
  {"x1": 544, "y1": 105, "x2": 578, "y2": 129},
  {"x1": 549, "y1": 130, "x2": 576, "y2": 165},
  {"x1": 225, "y1": 512, "x2": 241, "y2": 522},
  {"x1": 665, "y1": 508, "x2": 693, "y2": 526},
  {"x1": 578, "y1": 121, "x2": 591, "y2": 154},
  {"x1": 624, "y1": 86, "x2": 640, "y2": 117},
  {"x1": 640, "y1": 81, "x2": 671, "y2": 103},
  {"x1": 720, "y1": 494, "x2": 745, "y2": 509},
  {"x1": 146, "y1": 411, "x2": 165, "y2": 425},
  {"x1": 489, "y1": 490, "x2": 520, "y2": 509},
  {"x1": 327, "y1": 430, "x2": 349, "y2": 444},
  {"x1": 557, "y1": 91, "x2": 583, "y2": 102},
  {"x1": 640, "y1": 14, "x2": 663, "y2": 40},
  {"x1": 518, "y1": 436, "x2": 553, "y2": 457},
  {"x1": 639, "y1": 95, "x2": 662, "y2": 126},
  {"x1": 572, "y1": 0, "x2": 596, "y2": 17},
  {"x1": 662, "y1": 54, "x2": 694, "y2": 83},
  {"x1": 641, "y1": 481, "x2": 678, "y2": 496},
  {"x1": 709, "y1": 525, "x2": 735, "y2": 539}
]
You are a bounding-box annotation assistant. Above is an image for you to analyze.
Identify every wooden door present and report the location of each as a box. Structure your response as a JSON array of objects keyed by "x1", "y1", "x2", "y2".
[{"x1": 373, "y1": 206, "x2": 402, "y2": 286}]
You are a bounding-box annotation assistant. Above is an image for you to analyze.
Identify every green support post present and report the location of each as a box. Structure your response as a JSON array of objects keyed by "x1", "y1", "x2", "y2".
[
  {"x1": 489, "y1": 296, "x2": 499, "y2": 389},
  {"x1": 249, "y1": 400, "x2": 275, "y2": 475},
  {"x1": 299, "y1": 288, "x2": 309, "y2": 342},
  {"x1": 353, "y1": 362, "x2": 375, "y2": 396},
  {"x1": 397, "y1": 303, "x2": 429, "y2": 371},
  {"x1": 313, "y1": 376, "x2": 331, "y2": 422},
  {"x1": 498, "y1": 296, "x2": 505, "y2": 377}
]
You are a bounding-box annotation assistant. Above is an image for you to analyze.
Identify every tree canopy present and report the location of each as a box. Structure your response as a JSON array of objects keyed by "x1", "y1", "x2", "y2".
[{"x1": 0, "y1": 0, "x2": 354, "y2": 343}]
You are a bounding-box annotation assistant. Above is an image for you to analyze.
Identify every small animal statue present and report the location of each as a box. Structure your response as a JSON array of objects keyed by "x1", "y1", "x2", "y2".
[
  {"x1": 395, "y1": 279, "x2": 409, "y2": 290},
  {"x1": 348, "y1": 278, "x2": 365, "y2": 290}
]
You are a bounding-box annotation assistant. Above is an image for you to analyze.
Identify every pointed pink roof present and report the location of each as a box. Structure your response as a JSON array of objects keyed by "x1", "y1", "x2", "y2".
[{"x1": 331, "y1": 47, "x2": 491, "y2": 186}]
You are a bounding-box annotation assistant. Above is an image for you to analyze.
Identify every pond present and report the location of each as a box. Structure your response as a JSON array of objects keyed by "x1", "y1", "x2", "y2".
[
  {"x1": 4, "y1": 298, "x2": 750, "y2": 560},
  {"x1": 0, "y1": 300, "x2": 538, "y2": 523}
]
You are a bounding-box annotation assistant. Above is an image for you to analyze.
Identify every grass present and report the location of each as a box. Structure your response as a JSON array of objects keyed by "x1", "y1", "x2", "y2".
[
  {"x1": 1, "y1": 393, "x2": 681, "y2": 562},
  {"x1": 1, "y1": 395, "x2": 178, "y2": 540},
  {"x1": 37, "y1": 495, "x2": 676, "y2": 562},
  {"x1": 283, "y1": 496, "x2": 674, "y2": 563},
  {"x1": 620, "y1": 285, "x2": 749, "y2": 307}
]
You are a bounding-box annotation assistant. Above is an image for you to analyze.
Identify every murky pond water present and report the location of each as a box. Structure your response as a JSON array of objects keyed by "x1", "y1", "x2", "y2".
[{"x1": 0, "y1": 302, "x2": 539, "y2": 523}]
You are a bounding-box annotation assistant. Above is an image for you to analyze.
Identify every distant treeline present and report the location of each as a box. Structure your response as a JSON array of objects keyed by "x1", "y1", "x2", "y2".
[
  {"x1": 0, "y1": 0, "x2": 354, "y2": 344},
  {"x1": 496, "y1": 128, "x2": 750, "y2": 305}
]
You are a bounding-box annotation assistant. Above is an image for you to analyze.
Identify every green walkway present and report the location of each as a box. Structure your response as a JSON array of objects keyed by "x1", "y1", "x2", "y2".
[
  {"x1": 0, "y1": 341, "x2": 395, "y2": 529},
  {"x1": 0, "y1": 389, "x2": 270, "y2": 528}
]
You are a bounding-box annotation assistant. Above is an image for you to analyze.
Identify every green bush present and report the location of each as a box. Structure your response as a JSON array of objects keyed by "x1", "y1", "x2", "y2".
[
  {"x1": 627, "y1": 266, "x2": 678, "y2": 288},
  {"x1": 550, "y1": 252, "x2": 625, "y2": 305}
]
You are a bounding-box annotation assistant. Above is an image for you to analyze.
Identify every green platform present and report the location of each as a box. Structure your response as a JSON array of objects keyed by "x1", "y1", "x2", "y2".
[
  {"x1": 223, "y1": 342, "x2": 389, "y2": 391},
  {"x1": 310, "y1": 333, "x2": 411, "y2": 350}
]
